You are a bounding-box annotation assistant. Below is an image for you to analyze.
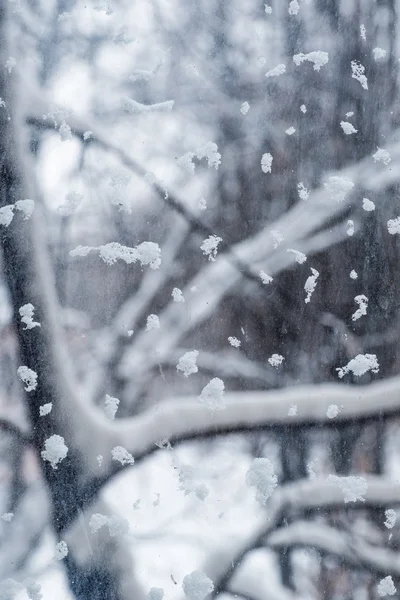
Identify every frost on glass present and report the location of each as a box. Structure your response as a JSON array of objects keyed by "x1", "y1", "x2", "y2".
[{"x1": 1, "y1": 1, "x2": 400, "y2": 599}]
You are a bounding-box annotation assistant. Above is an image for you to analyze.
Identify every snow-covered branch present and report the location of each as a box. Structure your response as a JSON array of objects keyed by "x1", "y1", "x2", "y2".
[{"x1": 268, "y1": 520, "x2": 400, "y2": 577}]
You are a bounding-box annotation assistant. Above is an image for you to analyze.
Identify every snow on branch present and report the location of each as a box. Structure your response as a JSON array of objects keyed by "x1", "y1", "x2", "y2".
[{"x1": 268, "y1": 520, "x2": 400, "y2": 577}]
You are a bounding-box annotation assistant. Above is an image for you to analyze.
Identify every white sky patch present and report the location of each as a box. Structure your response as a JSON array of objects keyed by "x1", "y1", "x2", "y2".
[
  {"x1": 199, "y1": 378, "x2": 225, "y2": 411},
  {"x1": 104, "y1": 394, "x2": 120, "y2": 419},
  {"x1": 122, "y1": 97, "x2": 174, "y2": 114},
  {"x1": 39, "y1": 403, "x2": 52, "y2": 416},
  {"x1": 326, "y1": 404, "x2": 339, "y2": 419},
  {"x1": 373, "y1": 147, "x2": 391, "y2": 165},
  {"x1": 324, "y1": 176, "x2": 354, "y2": 202},
  {"x1": 268, "y1": 354, "x2": 285, "y2": 368},
  {"x1": 340, "y1": 121, "x2": 357, "y2": 135},
  {"x1": 285, "y1": 126, "x2": 296, "y2": 135},
  {"x1": 337, "y1": 353, "x2": 379, "y2": 378},
  {"x1": 245, "y1": 457, "x2": 278, "y2": 505},
  {"x1": 298, "y1": 182, "x2": 309, "y2": 200},
  {"x1": 260, "y1": 270, "x2": 273, "y2": 284},
  {"x1": 287, "y1": 248, "x2": 307, "y2": 264},
  {"x1": 228, "y1": 336, "x2": 241, "y2": 348},
  {"x1": 347, "y1": 220, "x2": 355, "y2": 236},
  {"x1": 384, "y1": 509, "x2": 397, "y2": 529},
  {"x1": 300, "y1": 104, "x2": 307, "y2": 113},
  {"x1": 388, "y1": 217, "x2": 400, "y2": 234},
  {"x1": 288, "y1": 0, "x2": 300, "y2": 15},
  {"x1": 304, "y1": 267, "x2": 319, "y2": 303},
  {"x1": 240, "y1": 101, "x2": 250, "y2": 115},
  {"x1": 261, "y1": 152, "x2": 273, "y2": 173},
  {"x1": 172, "y1": 287, "x2": 185, "y2": 302},
  {"x1": 41, "y1": 435, "x2": 68, "y2": 469},
  {"x1": 111, "y1": 446, "x2": 135, "y2": 466},
  {"x1": 265, "y1": 64, "x2": 286, "y2": 77},
  {"x1": 352, "y1": 294, "x2": 368, "y2": 321},
  {"x1": 271, "y1": 229, "x2": 284, "y2": 248},
  {"x1": 200, "y1": 235, "x2": 222, "y2": 261},
  {"x1": 70, "y1": 241, "x2": 161, "y2": 269},
  {"x1": 293, "y1": 51, "x2": 329, "y2": 71},
  {"x1": 350, "y1": 270, "x2": 358, "y2": 280},
  {"x1": 19, "y1": 303, "x2": 40, "y2": 330},
  {"x1": 377, "y1": 576, "x2": 396, "y2": 597},
  {"x1": 327, "y1": 474, "x2": 368, "y2": 503},
  {"x1": 351, "y1": 60, "x2": 368, "y2": 89},
  {"x1": 373, "y1": 47, "x2": 387, "y2": 60},
  {"x1": 146, "y1": 314, "x2": 160, "y2": 331},
  {"x1": 55, "y1": 541, "x2": 68, "y2": 560},
  {"x1": 177, "y1": 350, "x2": 199, "y2": 377},
  {"x1": 362, "y1": 197, "x2": 375, "y2": 211},
  {"x1": 177, "y1": 142, "x2": 221, "y2": 174},
  {"x1": 288, "y1": 404, "x2": 298, "y2": 416},
  {"x1": 360, "y1": 24, "x2": 366, "y2": 41},
  {"x1": 17, "y1": 366, "x2": 37, "y2": 392},
  {"x1": 182, "y1": 571, "x2": 214, "y2": 600}
]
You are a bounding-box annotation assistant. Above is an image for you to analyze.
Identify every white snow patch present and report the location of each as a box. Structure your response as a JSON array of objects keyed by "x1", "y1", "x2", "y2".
[
  {"x1": 287, "y1": 248, "x2": 307, "y2": 264},
  {"x1": 271, "y1": 230, "x2": 284, "y2": 248},
  {"x1": 297, "y1": 182, "x2": 309, "y2": 200},
  {"x1": 199, "y1": 378, "x2": 225, "y2": 411},
  {"x1": 261, "y1": 153, "x2": 273, "y2": 173},
  {"x1": 293, "y1": 51, "x2": 329, "y2": 71},
  {"x1": 182, "y1": 571, "x2": 214, "y2": 600},
  {"x1": 347, "y1": 220, "x2": 355, "y2": 236},
  {"x1": 41, "y1": 435, "x2": 68, "y2": 469},
  {"x1": 288, "y1": 0, "x2": 299, "y2": 15},
  {"x1": 384, "y1": 509, "x2": 397, "y2": 529},
  {"x1": 288, "y1": 404, "x2": 298, "y2": 416},
  {"x1": 104, "y1": 394, "x2": 120, "y2": 419},
  {"x1": 55, "y1": 541, "x2": 68, "y2": 560},
  {"x1": 351, "y1": 60, "x2": 368, "y2": 90},
  {"x1": 17, "y1": 366, "x2": 37, "y2": 392},
  {"x1": 200, "y1": 235, "x2": 222, "y2": 261},
  {"x1": 265, "y1": 64, "x2": 286, "y2": 78},
  {"x1": 111, "y1": 446, "x2": 134, "y2": 466},
  {"x1": 39, "y1": 403, "x2": 52, "y2": 417},
  {"x1": 70, "y1": 241, "x2": 161, "y2": 269},
  {"x1": 285, "y1": 126, "x2": 296, "y2": 136},
  {"x1": 324, "y1": 176, "x2": 354, "y2": 202},
  {"x1": 352, "y1": 295, "x2": 368, "y2": 321},
  {"x1": 246, "y1": 457, "x2": 278, "y2": 504},
  {"x1": 373, "y1": 147, "x2": 391, "y2": 165},
  {"x1": 362, "y1": 197, "x2": 375, "y2": 211},
  {"x1": 350, "y1": 270, "x2": 358, "y2": 280},
  {"x1": 304, "y1": 267, "x2": 319, "y2": 303},
  {"x1": 240, "y1": 102, "x2": 250, "y2": 115},
  {"x1": 228, "y1": 336, "x2": 241, "y2": 348},
  {"x1": 177, "y1": 350, "x2": 199, "y2": 377},
  {"x1": 260, "y1": 270, "x2": 273, "y2": 284},
  {"x1": 177, "y1": 142, "x2": 221, "y2": 174},
  {"x1": 373, "y1": 47, "x2": 387, "y2": 61},
  {"x1": 146, "y1": 314, "x2": 160, "y2": 331},
  {"x1": 340, "y1": 121, "x2": 357, "y2": 135},
  {"x1": 328, "y1": 474, "x2": 368, "y2": 503},
  {"x1": 337, "y1": 354, "x2": 379, "y2": 378},
  {"x1": 19, "y1": 303, "x2": 40, "y2": 330},
  {"x1": 377, "y1": 576, "x2": 396, "y2": 597},
  {"x1": 326, "y1": 404, "x2": 339, "y2": 419},
  {"x1": 360, "y1": 24, "x2": 366, "y2": 41},
  {"x1": 388, "y1": 217, "x2": 400, "y2": 234},
  {"x1": 268, "y1": 354, "x2": 285, "y2": 368},
  {"x1": 1, "y1": 512, "x2": 13, "y2": 522},
  {"x1": 300, "y1": 104, "x2": 307, "y2": 113},
  {"x1": 172, "y1": 287, "x2": 185, "y2": 302}
]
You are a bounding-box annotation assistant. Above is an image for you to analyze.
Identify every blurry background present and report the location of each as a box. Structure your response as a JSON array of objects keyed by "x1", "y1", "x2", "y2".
[{"x1": 2, "y1": 0, "x2": 400, "y2": 598}]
